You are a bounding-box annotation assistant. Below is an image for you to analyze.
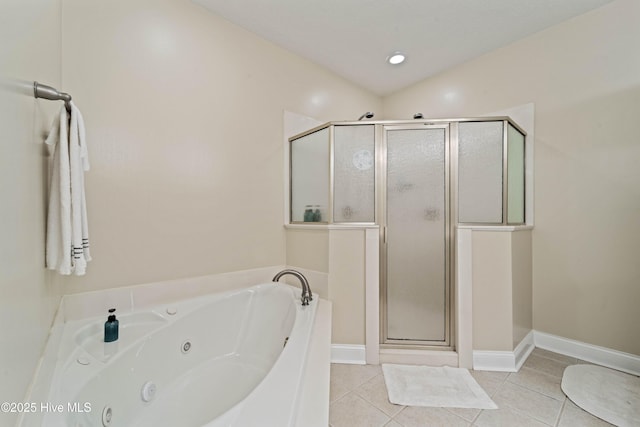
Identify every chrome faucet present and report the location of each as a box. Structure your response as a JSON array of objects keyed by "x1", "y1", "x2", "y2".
[{"x1": 272, "y1": 269, "x2": 313, "y2": 306}]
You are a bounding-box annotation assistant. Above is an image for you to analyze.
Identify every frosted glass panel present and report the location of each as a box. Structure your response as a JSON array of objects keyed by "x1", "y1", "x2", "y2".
[
  {"x1": 507, "y1": 125, "x2": 525, "y2": 224},
  {"x1": 386, "y1": 129, "x2": 446, "y2": 342},
  {"x1": 333, "y1": 125, "x2": 375, "y2": 222},
  {"x1": 290, "y1": 128, "x2": 329, "y2": 222},
  {"x1": 458, "y1": 121, "x2": 503, "y2": 223}
]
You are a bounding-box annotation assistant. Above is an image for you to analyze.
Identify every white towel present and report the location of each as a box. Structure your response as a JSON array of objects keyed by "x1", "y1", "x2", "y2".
[{"x1": 46, "y1": 102, "x2": 91, "y2": 275}]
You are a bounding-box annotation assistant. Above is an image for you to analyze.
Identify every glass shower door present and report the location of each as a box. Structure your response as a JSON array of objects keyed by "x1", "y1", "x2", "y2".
[{"x1": 383, "y1": 126, "x2": 450, "y2": 345}]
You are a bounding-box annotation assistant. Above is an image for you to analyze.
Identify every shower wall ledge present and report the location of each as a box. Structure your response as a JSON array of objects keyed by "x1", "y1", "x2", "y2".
[
  {"x1": 457, "y1": 225, "x2": 534, "y2": 232},
  {"x1": 286, "y1": 224, "x2": 532, "y2": 231},
  {"x1": 285, "y1": 224, "x2": 380, "y2": 230}
]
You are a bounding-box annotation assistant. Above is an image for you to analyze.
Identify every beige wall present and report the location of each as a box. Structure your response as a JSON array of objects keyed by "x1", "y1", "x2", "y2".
[
  {"x1": 472, "y1": 232, "x2": 513, "y2": 351},
  {"x1": 0, "y1": 0, "x2": 63, "y2": 420},
  {"x1": 328, "y1": 229, "x2": 366, "y2": 344},
  {"x1": 59, "y1": 0, "x2": 381, "y2": 294},
  {"x1": 286, "y1": 229, "x2": 329, "y2": 273},
  {"x1": 286, "y1": 227, "x2": 366, "y2": 344},
  {"x1": 472, "y1": 230, "x2": 533, "y2": 352},
  {"x1": 385, "y1": 0, "x2": 640, "y2": 355},
  {"x1": 511, "y1": 230, "x2": 533, "y2": 348}
]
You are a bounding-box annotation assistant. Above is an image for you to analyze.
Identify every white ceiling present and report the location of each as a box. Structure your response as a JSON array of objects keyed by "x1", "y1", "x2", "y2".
[{"x1": 193, "y1": 0, "x2": 613, "y2": 96}]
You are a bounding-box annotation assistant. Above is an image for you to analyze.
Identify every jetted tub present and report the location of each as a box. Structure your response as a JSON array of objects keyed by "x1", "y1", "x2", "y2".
[{"x1": 42, "y1": 283, "x2": 320, "y2": 427}]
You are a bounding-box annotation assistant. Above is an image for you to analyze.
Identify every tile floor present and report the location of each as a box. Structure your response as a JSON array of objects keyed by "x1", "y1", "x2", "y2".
[{"x1": 329, "y1": 348, "x2": 614, "y2": 427}]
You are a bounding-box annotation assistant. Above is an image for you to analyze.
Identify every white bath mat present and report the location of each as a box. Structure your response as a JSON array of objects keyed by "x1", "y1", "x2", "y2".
[
  {"x1": 561, "y1": 364, "x2": 640, "y2": 427},
  {"x1": 381, "y1": 364, "x2": 498, "y2": 409}
]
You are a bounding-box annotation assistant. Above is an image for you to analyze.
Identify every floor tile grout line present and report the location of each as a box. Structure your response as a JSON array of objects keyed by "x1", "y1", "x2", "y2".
[
  {"x1": 488, "y1": 371, "x2": 510, "y2": 398},
  {"x1": 352, "y1": 387, "x2": 406, "y2": 418},
  {"x1": 505, "y1": 371, "x2": 567, "y2": 402},
  {"x1": 533, "y1": 352, "x2": 576, "y2": 363},
  {"x1": 389, "y1": 405, "x2": 408, "y2": 424},
  {"x1": 349, "y1": 369, "x2": 383, "y2": 391},
  {"x1": 329, "y1": 365, "x2": 382, "y2": 403},
  {"x1": 554, "y1": 397, "x2": 569, "y2": 427},
  {"x1": 329, "y1": 388, "x2": 350, "y2": 404},
  {"x1": 439, "y1": 407, "x2": 475, "y2": 425},
  {"x1": 329, "y1": 390, "x2": 392, "y2": 426},
  {"x1": 526, "y1": 353, "x2": 576, "y2": 371},
  {"x1": 496, "y1": 399, "x2": 559, "y2": 427},
  {"x1": 443, "y1": 406, "x2": 482, "y2": 424},
  {"x1": 493, "y1": 373, "x2": 565, "y2": 426},
  {"x1": 499, "y1": 378, "x2": 561, "y2": 400},
  {"x1": 465, "y1": 407, "x2": 483, "y2": 424},
  {"x1": 356, "y1": 391, "x2": 392, "y2": 419}
]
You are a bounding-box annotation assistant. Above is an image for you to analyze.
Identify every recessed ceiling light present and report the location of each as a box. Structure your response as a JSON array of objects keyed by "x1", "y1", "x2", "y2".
[{"x1": 387, "y1": 52, "x2": 406, "y2": 65}]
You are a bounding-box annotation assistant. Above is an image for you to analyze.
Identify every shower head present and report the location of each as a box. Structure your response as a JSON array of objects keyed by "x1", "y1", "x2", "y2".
[
  {"x1": 358, "y1": 112, "x2": 374, "y2": 121},
  {"x1": 413, "y1": 113, "x2": 424, "y2": 119}
]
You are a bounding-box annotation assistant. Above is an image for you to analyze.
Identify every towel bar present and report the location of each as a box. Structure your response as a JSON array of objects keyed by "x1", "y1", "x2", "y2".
[{"x1": 34, "y1": 81, "x2": 72, "y2": 112}]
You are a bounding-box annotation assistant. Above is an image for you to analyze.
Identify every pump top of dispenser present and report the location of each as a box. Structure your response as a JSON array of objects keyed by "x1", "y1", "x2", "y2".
[{"x1": 108, "y1": 308, "x2": 116, "y2": 321}]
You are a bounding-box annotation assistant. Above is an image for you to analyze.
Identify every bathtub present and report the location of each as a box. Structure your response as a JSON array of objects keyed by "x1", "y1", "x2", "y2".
[{"x1": 42, "y1": 283, "x2": 321, "y2": 427}]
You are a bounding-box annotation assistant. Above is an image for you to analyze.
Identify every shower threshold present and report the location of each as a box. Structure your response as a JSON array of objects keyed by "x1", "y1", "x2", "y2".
[{"x1": 379, "y1": 348, "x2": 458, "y2": 367}]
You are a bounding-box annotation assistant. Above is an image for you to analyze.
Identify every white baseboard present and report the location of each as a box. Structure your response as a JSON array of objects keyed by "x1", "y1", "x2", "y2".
[
  {"x1": 534, "y1": 331, "x2": 640, "y2": 376},
  {"x1": 473, "y1": 330, "x2": 535, "y2": 372},
  {"x1": 514, "y1": 331, "x2": 536, "y2": 371},
  {"x1": 334, "y1": 331, "x2": 640, "y2": 376},
  {"x1": 473, "y1": 350, "x2": 518, "y2": 372},
  {"x1": 331, "y1": 344, "x2": 366, "y2": 365}
]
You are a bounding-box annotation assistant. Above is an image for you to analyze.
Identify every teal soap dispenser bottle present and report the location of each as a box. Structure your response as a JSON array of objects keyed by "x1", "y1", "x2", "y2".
[{"x1": 104, "y1": 308, "x2": 119, "y2": 342}]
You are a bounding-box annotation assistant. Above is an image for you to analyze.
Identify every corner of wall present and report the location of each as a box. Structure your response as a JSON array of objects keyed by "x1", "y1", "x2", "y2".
[{"x1": 0, "y1": 0, "x2": 65, "y2": 418}]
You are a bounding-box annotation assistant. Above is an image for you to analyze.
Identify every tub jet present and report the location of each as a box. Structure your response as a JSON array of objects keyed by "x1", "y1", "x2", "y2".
[{"x1": 102, "y1": 406, "x2": 112, "y2": 426}]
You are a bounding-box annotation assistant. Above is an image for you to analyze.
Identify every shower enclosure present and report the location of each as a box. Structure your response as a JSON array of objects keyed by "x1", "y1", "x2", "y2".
[{"x1": 289, "y1": 118, "x2": 526, "y2": 349}]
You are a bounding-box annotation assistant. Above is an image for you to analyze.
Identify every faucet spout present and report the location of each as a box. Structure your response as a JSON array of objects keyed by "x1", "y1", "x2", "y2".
[{"x1": 272, "y1": 269, "x2": 313, "y2": 306}]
